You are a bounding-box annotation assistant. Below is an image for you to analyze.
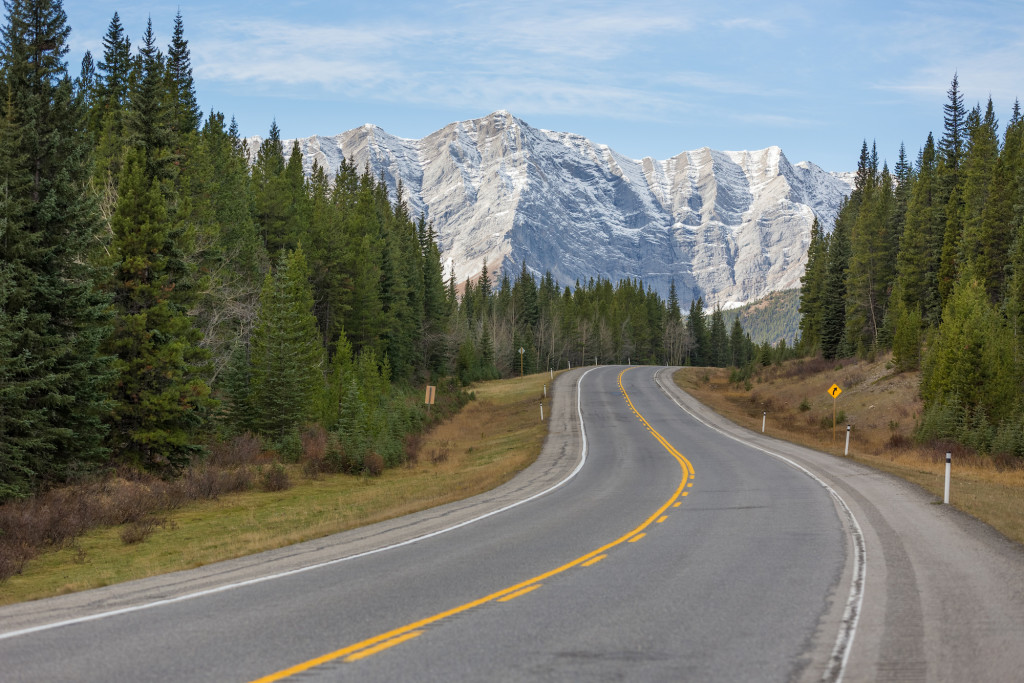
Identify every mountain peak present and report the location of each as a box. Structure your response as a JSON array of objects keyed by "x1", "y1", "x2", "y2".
[{"x1": 276, "y1": 114, "x2": 853, "y2": 306}]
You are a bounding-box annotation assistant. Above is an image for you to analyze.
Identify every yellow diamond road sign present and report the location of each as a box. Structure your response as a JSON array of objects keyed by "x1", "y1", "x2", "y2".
[{"x1": 828, "y1": 383, "x2": 842, "y2": 398}]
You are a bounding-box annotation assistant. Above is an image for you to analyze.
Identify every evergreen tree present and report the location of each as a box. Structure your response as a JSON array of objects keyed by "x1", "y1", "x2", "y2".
[
  {"x1": 166, "y1": 10, "x2": 200, "y2": 136},
  {"x1": 821, "y1": 202, "x2": 852, "y2": 359},
  {"x1": 959, "y1": 97, "x2": 1003, "y2": 301},
  {"x1": 0, "y1": 0, "x2": 114, "y2": 497},
  {"x1": 123, "y1": 17, "x2": 177, "y2": 183},
  {"x1": 104, "y1": 149, "x2": 211, "y2": 472},
  {"x1": 250, "y1": 247, "x2": 325, "y2": 437},
  {"x1": 687, "y1": 297, "x2": 708, "y2": 365},
  {"x1": 798, "y1": 217, "x2": 827, "y2": 352},
  {"x1": 895, "y1": 134, "x2": 944, "y2": 325},
  {"x1": 708, "y1": 306, "x2": 728, "y2": 367},
  {"x1": 939, "y1": 73, "x2": 967, "y2": 178},
  {"x1": 921, "y1": 272, "x2": 1017, "y2": 427},
  {"x1": 729, "y1": 318, "x2": 747, "y2": 367},
  {"x1": 846, "y1": 164, "x2": 897, "y2": 353}
]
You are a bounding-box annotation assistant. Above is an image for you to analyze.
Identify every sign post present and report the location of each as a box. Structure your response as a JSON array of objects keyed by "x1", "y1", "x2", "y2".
[
  {"x1": 519, "y1": 347, "x2": 525, "y2": 377},
  {"x1": 827, "y1": 383, "x2": 842, "y2": 444},
  {"x1": 424, "y1": 385, "x2": 436, "y2": 414}
]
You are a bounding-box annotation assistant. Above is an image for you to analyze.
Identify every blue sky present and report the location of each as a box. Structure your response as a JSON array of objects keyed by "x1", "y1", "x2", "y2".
[{"x1": 64, "y1": 1, "x2": 1024, "y2": 171}]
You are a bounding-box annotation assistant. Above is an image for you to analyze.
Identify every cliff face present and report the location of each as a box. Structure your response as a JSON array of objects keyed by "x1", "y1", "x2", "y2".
[{"x1": 250, "y1": 111, "x2": 853, "y2": 307}]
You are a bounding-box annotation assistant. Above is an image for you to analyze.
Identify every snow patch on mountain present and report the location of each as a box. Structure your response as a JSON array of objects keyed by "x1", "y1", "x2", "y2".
[{"x1": 246, "y1": 112, "x2": 853, "y2": 307}]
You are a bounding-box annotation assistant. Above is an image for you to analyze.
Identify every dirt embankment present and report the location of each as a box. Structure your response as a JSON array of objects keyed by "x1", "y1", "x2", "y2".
[{"x1": 675, "y1": 354, "x2": 1024, "y2": 546}]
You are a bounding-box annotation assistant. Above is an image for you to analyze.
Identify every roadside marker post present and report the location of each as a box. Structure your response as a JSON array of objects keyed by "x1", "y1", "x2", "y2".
[
  {"x1": 944, "y1": 452, "x2": 951, "y2": 504},
  {"x1": 762, "y1": 411, "x2": 766, "y2": 433},
  {"x1": 519, "y1": 347, "x2": 525, "y2": 377},
  {"x1": 845, "y1": 425, "x2": 851, "y2": 456},
  {"x1": 540, "y1": 403, "x2": 544, "y2": 421}
]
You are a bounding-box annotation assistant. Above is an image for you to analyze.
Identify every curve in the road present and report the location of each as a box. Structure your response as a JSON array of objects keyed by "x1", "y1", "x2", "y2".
[
  {"x1": 653, "y1": 369, "x2": 865, "y2": 683},
  {"x1": 249, "y1": 367, "x2": 697, "y2": 682},
  {"x1": 0, "y1": 368, "x2": 598, "y2": 643}
]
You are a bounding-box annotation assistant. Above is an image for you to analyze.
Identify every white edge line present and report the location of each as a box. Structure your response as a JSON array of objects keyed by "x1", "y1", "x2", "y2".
[
  {"x1": 652, "y1": 368, "x2": 865, "y2": 683},
  {"x1": 0, "y1": 368, "x2": 597, "y2": 642}
]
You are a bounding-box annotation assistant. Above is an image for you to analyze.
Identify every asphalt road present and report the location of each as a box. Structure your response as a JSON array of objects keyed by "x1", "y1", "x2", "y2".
[{"x1": 2, "y1": 366, "x2": 1022, "y2": 682}]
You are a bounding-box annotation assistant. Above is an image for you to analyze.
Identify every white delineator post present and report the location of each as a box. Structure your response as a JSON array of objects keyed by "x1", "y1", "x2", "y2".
[
  {"x1": 540, "y1": 403, "x2": 544, "y2": 421},
  {"x1": 762, "y1": 411, "x2": 766, "y2": 433},
  {"x1": 845, "y1": 425, "x2": 851, "y2": 456},
  {"x1": 944, "y1": 452, "x2": 951, "y2": 504}
]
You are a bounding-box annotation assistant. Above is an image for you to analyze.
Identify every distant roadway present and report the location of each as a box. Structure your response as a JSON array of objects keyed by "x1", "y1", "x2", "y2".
[{"x1": 1, "y1": 366, "x2": 1022, "y2": 681}]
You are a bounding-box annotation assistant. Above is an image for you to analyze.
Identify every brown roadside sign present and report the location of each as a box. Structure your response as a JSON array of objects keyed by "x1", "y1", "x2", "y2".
[{"x1": 425, "y1": 385, "x2": 436, "y2": 405}]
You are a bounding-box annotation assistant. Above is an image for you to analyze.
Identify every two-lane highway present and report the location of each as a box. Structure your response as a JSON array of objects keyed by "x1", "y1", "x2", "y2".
[{"x1": 2, "y1": 367, "x2": 858, "y2": 681}]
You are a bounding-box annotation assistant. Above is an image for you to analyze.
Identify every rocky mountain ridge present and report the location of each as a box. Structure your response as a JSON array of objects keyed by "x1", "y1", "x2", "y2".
[{"x1": 248, "y1": 111, "x2": 853, "y2": 307}]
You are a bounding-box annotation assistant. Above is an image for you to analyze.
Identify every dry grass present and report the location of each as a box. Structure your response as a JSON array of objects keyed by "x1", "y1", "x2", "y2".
[
  {"x1": 675, "y1": 356, "x2": 1024, "y2": 546},
  {"x1": 0, "y1": 372, "x2": 556, "y2": 606}
]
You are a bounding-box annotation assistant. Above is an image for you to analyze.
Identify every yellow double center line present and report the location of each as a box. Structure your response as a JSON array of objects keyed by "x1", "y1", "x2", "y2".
[{"x1": 250, "y1": 367, "x2": 694, "y2": 682}]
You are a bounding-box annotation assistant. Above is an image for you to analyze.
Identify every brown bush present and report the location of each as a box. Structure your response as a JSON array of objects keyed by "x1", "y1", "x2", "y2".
[
  {"x1": 175, "y1": 466, "x2": 252, "y2": 503},
  {"x1": 886, "y1": 432, "x2": 914, "y2": 451},
  {"x1": 364, "y1": 452, "x2": 384, "y2": 476},
  {"x1": 301, "y1": 425, "x2": 328, "y2": 461},
  {"x1": 119, "y1": 516, "x2": 164, "y2": 545},
  {"x1": 404, "y1": 433, "x2": 422, "y2": 466},
  {"x1": 430, "y1": 440, "x2": 452, "y2": 465},
  {"x1": 209, "y1": 432, "x2": 264, "y2": 466},
  {"x1": 260, "y1": 463, "x2": 291, "y2": 492}
]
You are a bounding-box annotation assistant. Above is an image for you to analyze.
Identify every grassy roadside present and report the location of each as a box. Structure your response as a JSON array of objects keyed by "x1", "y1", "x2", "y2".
[
  {"x1": 674, "y1": 356, "x2": 1024, "y2": 546},
  {"x1": 0, "y1": 372, "x2": 557, "y2": 606}
]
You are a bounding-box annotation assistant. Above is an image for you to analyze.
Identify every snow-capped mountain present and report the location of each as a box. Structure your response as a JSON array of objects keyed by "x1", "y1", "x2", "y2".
[{"x1": 248, "y1": 111, "x2": 853, "y2": 307}]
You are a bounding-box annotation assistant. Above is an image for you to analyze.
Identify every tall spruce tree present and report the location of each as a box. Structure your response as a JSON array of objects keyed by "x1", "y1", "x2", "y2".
[
  {"x1": 821, "y1": 201, "x2": 852, "y2": 359},
  {"x1": 166, "y1": 10, "x2": 200, "y2": 137},
  {"x1": 250, "y1": 247, "x2": 325, "y2": 437},
  {"x1": 895, "y1": 134, "x2": 944, "y2": 325},
  {"x1": 958, "y1": 98, "x2": 1002, "y2": 300},
  {"x1": 104, "y1": 149, "x2": 211, "y2": 472},
  {"x1": 0, "y1": 0, "x2": 114, "y2": 498},
  {"x1": 798, "y1": 217, "x2": 827, "y2": 352}
]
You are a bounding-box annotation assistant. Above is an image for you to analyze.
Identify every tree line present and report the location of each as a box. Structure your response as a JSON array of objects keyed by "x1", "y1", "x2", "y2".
[
  {"x1": 798, "y1": 74, "x2": 1024, "y2": 457},
  {"x1": 1, "y1": 1, "x2": 764, "y2": 501}
]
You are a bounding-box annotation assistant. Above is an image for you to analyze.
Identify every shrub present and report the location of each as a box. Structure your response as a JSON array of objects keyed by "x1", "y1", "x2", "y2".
[
  {"x1": 364, "y1": 452, "x2": 384, "y2": 476},
  {"x1": 120, "y1": 517, "x2": 162, "y2": 545},
  {"x1": 275, "y1": 431, "x2": 303, "y2": 463},
  {"x1": 799, "y1": 397, "x2": 811, "y2": 412},
  {"x1": 260, "y1": 463, "x2": 291, "y2": 492},
  {"x1": 209, "y1": 432, "x2": 264, "y2": 466},
  {"x1": 431, "y1": 440, "x2": 452, "y2": 465}
]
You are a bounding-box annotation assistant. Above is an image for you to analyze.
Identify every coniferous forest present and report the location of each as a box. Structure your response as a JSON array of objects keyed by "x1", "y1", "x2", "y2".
[
  {"x1": 798, "y1": 74, "x2": 1024, "y2": 459},
  {"x1": 0, "y1": 3, "x2": 761, "y2": 502}
]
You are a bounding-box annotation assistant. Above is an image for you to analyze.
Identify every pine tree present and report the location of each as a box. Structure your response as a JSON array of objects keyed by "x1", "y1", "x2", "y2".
[
  {"x1": 166, "y1": 10, "x2": 200, "y2": 136},
  {"x1": 895, "y1": 134, "x2": 944, "y2": 325},
  {"x1": 959, "y1": 97, "x2": 1003, "y2": 301},
  {"x1": 687, "y1": 297, "x2": 708, "y2": 365},
  {"x1": 921, "y1": 271, "x2": 1017, "y2": 427},
  {"x1": 91, "y1": 12, "x2": 132, "y2": 192},
  {"x1": 729, "y1": 318, "x2": 747, "y2": 367},
  {"x1": 939, "y1": 73, "x2": 967, "y2": 179},
  {"x1": 124, "y1": 17, "x2": 175, "y2": 181},
  {"x1": 104, "y1": 148, "x2": 211, "y2": 472},
  {"x1": 250, "y1": 247, "x2": 325, "y2": 437},
  {"x1": 0, "y1": 0, "x2": 114, "y2": 497},
  {"x1": 708, "y1": 307, "x2": 728, "y2": 367},
  {"x1": 181, "y1": 111, "x2": 266, "y2": 382},
  {"x1": 821, "y1": 202, "x2": 852, "y2": 359},
  {"x1": 798, "y1": 217, "x2": 827, "y2": 352},
  {"x1": 846, "y1": 164, "x2": 897, "y2": 353}
]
